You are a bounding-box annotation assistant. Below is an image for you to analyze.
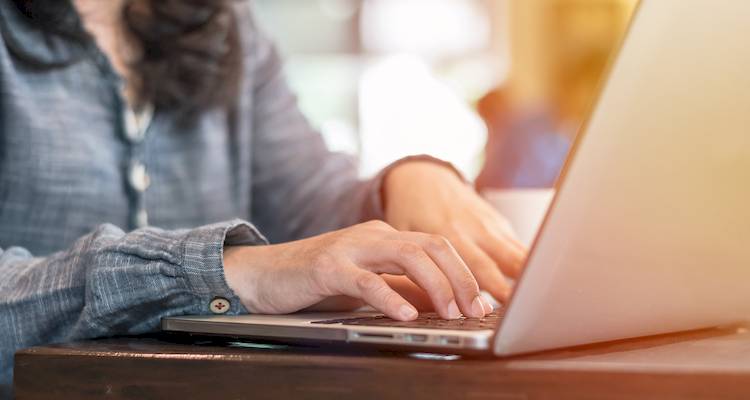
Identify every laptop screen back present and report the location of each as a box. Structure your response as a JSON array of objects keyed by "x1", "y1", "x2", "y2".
[{"x1": 495, "y1": 0, "x2": 750, "y2": 356}]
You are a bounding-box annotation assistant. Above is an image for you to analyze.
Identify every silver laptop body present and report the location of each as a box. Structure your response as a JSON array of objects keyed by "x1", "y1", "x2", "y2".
[{"x1": 163, "y1": 0, "x2": 750, "y2": 356}]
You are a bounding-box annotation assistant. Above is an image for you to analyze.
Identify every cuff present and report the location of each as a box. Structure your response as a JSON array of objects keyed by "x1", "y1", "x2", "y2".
[
  {"x1": 362, "y1": 155, "x2": 466, "y2": 221},
  {"x1": 181, "y1": 219, "x2": 268, "y2": 315}
]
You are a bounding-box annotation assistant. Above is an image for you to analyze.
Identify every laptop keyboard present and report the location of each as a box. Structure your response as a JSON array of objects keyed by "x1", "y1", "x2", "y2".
[{"x1": 311, "y1": 309, "x2": 505, "y2": 331}]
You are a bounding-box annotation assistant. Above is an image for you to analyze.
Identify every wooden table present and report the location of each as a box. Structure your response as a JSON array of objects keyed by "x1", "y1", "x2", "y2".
[{"x1": 14, "y1": 324, "x2": 750, "y2": 399}]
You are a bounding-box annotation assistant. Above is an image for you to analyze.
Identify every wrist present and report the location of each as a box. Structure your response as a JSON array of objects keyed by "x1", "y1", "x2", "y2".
[
  {"x1": 383, "y1": 161, "x2": 464, "y2": 209},
  {"x1": 223, "y1": 245, "x2": 266, "y2": 312}
]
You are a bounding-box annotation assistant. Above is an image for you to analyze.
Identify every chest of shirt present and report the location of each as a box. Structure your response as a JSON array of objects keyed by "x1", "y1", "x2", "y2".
[{"x1": 0, "y1": 58, "x2": 252, "y2": 254}]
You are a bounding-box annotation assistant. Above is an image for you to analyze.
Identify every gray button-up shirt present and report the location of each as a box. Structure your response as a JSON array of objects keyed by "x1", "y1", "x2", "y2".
[{"x1": 0, "y1": 2, "x2": 408, "y2": 389}]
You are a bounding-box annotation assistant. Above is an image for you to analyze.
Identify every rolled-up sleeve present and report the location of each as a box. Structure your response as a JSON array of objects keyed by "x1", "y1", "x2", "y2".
[{"x1": 0, "y1": 219, "x2": 265, "y2": 386}]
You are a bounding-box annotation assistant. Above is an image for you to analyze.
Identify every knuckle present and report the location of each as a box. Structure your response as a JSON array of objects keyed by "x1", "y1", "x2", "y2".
[
  {"x1": 457, "y1": 273, "x2": 479, "y2": 293},
  {"x1": 355, "y1": 273, "x2": 383, "y2": 294},
  {"x1": 426, "y1": 234, "x2": 452, "y2": 253},
  {"x1": 397, "y1": 242, "x2": 424, "y2": 260}
]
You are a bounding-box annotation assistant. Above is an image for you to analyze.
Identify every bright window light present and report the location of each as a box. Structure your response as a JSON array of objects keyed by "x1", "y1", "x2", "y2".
[
  {"x1": 361, "y1": 0, "x2": 490, "y2": 58},
  {"x1": 359, "y1": 55, "x2": 487, "y2": 179}
]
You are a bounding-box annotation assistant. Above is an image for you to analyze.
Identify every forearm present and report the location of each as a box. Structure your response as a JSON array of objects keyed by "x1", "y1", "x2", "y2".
[{"x1": 0, "y1": 219, "x2": 263, "y2": 386}]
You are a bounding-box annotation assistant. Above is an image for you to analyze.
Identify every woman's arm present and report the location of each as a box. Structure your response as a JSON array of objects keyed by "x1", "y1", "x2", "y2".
[
  {"x1": 0, "y1": 220, "x2": 262, "y2": 386},
  {"x1": 239, "y1": 11, "x2": 526, "y2": 302},
  {"x1": 239, "y1": 7, "x2": 526, "y2": 303}
]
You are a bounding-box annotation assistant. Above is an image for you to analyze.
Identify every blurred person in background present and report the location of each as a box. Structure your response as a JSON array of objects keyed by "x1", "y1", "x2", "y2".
[
  {"x1": 0, "y1": 0, "x2": 527, "y2": 390},
  {"x1": 474, "y1": 88, "x2": 570, "y2": 192}
]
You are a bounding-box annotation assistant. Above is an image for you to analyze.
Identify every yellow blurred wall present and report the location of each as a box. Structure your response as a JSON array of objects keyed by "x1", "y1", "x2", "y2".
[{"x1": 506, "y1": 0, "x2": 638, "y2": 132}]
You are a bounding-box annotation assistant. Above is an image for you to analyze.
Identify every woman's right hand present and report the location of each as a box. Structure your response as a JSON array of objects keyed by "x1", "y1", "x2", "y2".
[{"x1": 223, "y1": 220, "x2": 493, "y2": 321}]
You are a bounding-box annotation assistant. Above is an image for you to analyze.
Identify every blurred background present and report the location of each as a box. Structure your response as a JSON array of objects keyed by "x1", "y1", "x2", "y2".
[{"x1": 254, "y1": 0, "x2": 637, "y2": 189}]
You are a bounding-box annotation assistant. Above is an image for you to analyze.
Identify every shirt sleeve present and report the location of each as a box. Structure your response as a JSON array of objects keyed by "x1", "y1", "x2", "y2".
[{"x1": 0, "y1": 219, "x2": 264, "y2": 387}]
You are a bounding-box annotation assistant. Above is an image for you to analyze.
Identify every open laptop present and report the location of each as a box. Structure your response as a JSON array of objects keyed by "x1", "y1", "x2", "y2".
[{"x1": 163, "y1": 0, "x2": 750, "y2": 357}]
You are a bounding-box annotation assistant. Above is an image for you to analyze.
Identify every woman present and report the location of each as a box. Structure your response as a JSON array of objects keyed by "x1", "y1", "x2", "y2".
[{"x1": 0, "y1": 0, "x2": 526, "y2": 389}]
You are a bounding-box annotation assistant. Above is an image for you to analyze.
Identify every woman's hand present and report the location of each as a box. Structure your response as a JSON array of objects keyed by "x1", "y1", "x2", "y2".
[
  {"x1": 223, "y1": 221, "x2": 493, "y2": 320},
  {"x1": 383, "y1": 161, "x2": 528, "y2": 302}
]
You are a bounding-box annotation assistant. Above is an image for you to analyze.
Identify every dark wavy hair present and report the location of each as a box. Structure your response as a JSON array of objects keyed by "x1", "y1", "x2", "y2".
[{"x1": 13, "y1": 0, "x2": 242, "y2": 115}]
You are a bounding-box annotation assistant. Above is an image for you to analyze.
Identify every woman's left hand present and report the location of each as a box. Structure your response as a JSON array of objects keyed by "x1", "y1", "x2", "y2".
[{"x1": 382, "y1": 160, "x2": 528, "y2": 303}]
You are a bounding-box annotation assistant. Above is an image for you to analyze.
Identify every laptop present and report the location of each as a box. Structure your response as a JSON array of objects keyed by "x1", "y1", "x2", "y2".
[{"x1": 163, "y1": 0, "x2": 750, "y2": 357}]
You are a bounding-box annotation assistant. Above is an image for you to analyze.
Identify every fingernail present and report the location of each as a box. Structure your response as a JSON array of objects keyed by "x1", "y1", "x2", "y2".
[
  {"x1": 399, "y1": 304, "x2": 418, "y2": 320},
  {"x1": 471, "y1": 296, "x2": 485, "y2": 317},
  {"x1": 479, "y1": 296, "x2": 494, "y2": 313},
  {"x1": 447, "y1": 300, "x2": 461, "y2": 319}
]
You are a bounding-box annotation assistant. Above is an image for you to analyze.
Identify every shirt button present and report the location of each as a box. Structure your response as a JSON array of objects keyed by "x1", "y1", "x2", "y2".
[
  {"x1": 210, "y1": 297, "x2": 230, "y2": 314},
  {"x1": 135, "y1": 209, "x2": 149, "y2": 228},
  {"x1": 129, "y1": 162, "x2": 151, "y2": 192},
  {"x1": 123, "y1": 106, "x2": 153, "y2": 143},
  {"x1": 124, "y1": 109, "x2": 144, "y2": 142}
]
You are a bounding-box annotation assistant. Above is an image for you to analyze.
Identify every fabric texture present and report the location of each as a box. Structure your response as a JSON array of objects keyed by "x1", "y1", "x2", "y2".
[{"x1": 0, "y1": 2, "x2": 447, "y2": 390}]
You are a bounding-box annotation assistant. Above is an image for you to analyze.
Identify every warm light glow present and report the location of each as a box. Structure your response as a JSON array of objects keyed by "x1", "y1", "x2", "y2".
[{"x1": 359, "y1": 55, "x2": 487, "y2": 178}]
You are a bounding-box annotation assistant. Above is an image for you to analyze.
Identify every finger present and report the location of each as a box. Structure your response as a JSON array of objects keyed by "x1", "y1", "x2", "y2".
[
  {"x1": 506, "y1": 235, "x2": 528, "y2": 259},
  {"x1": 381, "y1": 274, "x2": 434, "y2": 311},
  {"x1": 379, "y1": 240, "x2": 463, "y2": 320},
  {"x1": 477, "y1": 231, "x2": 527, "y2": 279},
  {"x1": 399, "y1": 232, "x2": 485, "y2": 318},
  {"x1": 499, "y1": 229, "x2": 527, "y2": 254},
  {"x1": 483, "y1": 211, "x2": 527, "y2": 253},
  {"x1": 333, "y1": 266, "x2": 418, "y2": 321},
  {"x1": 479, "y1": 294, "x2": 494, "y2": 314},
  {"x1": 450, "y1": 234, "x2": 512, "y2": 303}
]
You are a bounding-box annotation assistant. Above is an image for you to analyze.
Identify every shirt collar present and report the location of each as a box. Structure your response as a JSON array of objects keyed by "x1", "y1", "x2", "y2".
[{"x1": 0, "y1": 0, "x2": 90, "y2": 67}]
